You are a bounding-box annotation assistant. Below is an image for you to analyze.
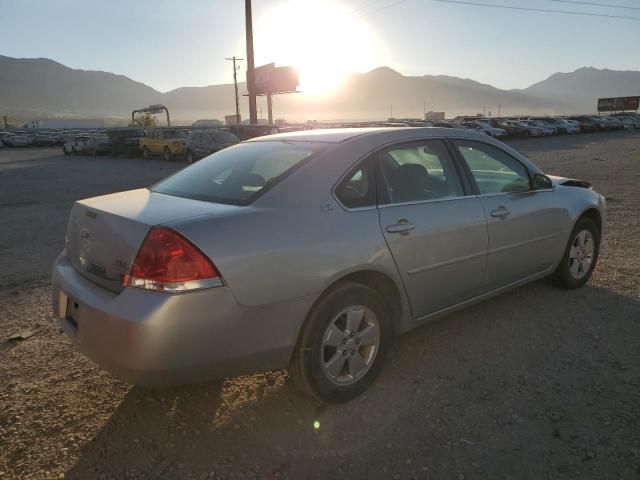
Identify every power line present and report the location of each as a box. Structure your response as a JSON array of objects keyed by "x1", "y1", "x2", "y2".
[
  {"x1": 349, "y1": 0, "x2": 390, "y2": 15},
  {"x1": 434, "y1": 0, "x2": 640, "y2": 20},
  {"x1": 550, "y1": 0, "x2": 640, "y2": 10},
  {"x1": 353, "y1": 0, "x2": 409, "y2": 19}
]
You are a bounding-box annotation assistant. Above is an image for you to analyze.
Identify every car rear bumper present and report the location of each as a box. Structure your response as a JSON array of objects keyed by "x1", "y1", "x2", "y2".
[{"x1": 51, "y1": 250, "x2": 313, "y2": 386}]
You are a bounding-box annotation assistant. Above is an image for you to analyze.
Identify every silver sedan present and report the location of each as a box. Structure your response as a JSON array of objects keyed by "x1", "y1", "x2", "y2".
[{"x1": 52, "y1": 127, "x2": 606, "y2": 402}]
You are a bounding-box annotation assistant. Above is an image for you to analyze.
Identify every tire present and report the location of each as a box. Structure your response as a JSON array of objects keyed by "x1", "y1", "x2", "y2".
[
  {"x1": 186, "y1": 150, "x2": 194, "y2": 164},
  {"x1": 289, "y1": 281, "x2": 392, "y2": 403},
  {"x1": 551, "y1": 217, "x2": 600, "y2": 289},
  {"x1": 163, "y1": 147, "x2": 173, "y2": 162},
  {"x1": 142, "y1": 147, "x2": 150, "y2": 160}
]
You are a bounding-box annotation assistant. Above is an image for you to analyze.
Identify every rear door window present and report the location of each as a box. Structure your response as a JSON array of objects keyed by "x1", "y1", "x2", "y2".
[{"x1": 377, "y1": 140, "x2": 464, "y2": 204}]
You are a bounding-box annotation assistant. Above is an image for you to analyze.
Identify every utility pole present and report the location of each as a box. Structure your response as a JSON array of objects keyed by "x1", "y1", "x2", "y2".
[
  {"x1": 226, "y1": 56, "x2": 243, "y2": 124},
  {"x1": 245, "y1": 0, "x2": 257, "y2": 124},
  {"x1": 266, "y1": 93, "x2": 273, "y2": 125}
]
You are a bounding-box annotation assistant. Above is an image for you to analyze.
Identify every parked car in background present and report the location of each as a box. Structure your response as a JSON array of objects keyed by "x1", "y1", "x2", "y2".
[
  {"x1": 184, "y1": 129, "x2": 240, "y2": 163},
  {"x1": 0, "y1": 132, "x2": 14, "y2": 145},
  {"x1": 503, "y1": 120, "x2": 544, "y2": 137},
  {"x1": 461, "y1": 121, "x2": 507, "y2": 138},
  {"x1": 80, "y1": 134, "x2": 111, "y2": 156},
  {"x1": 616, "y1": 116, "x2": 640, "y2": 129},
  {"x1": 3, "y1": 134, "x2": 30, "y2": 147},
  {"x1": 140, "y1": 128, "x2": 187, "y2": 161},
  {"x1": 31, "y1": 132, "x2": 56, "y2": 146},
  {"x1": 107, "y1": 128, "x2": 146, "y2": 157},
  {"x1": 489, "y1": 119, "x2": 529, "y2": 137},
  {"x1": 517, "y1": 120, "x2": 554, "y2": 136},
  {"x1": 63, "y1": 135, "x2": 90, "y2": 154},
  {"x1": 567, "y1": 117, "x2": 600, "y2": 133},
  {"x1": 526, "y1": 119, "x2": 558, "y2": 135},
  {"x1": 554, "y1": 118, "x2": 581, "y2": 134},
  {"x1": 600, "y1": 116, "x2": 626, "y2": 131},
  {"x1": 52, "y1": 127, "x2": 605, "y2": 402},
  {"x1": 531, "y1": 117, "x2": 571, "y2": 134}
]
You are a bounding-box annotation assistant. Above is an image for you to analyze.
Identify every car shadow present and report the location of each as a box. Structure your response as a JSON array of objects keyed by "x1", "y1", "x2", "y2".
[{"x1": 64, "y1": 282, "x2": 640, "y2": 480}]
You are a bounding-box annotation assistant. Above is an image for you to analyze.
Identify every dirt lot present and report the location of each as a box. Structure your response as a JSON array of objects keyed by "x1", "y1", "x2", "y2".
[{"x1": 1, "y1": 132, "x2": 639, "y2": 480}]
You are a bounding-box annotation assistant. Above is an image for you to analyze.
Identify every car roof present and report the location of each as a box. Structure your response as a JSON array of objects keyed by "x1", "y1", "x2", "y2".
[{"x1": 248, "y1": 126, "x2": 505, "y2": 144}]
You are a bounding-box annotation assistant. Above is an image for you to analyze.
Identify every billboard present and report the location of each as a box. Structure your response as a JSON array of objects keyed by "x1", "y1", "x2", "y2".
[
  {"x1": 597, "y1": 96, "x2": 639, "y2": 112},
  {"x1": 254, "y1": 63, "x2": 299, "y2": 95}
]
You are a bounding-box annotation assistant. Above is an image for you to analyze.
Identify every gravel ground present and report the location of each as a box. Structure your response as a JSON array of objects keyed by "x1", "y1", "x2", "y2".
[{"x1": 0, "y1": 132, "x2": 639, "y2": 480}]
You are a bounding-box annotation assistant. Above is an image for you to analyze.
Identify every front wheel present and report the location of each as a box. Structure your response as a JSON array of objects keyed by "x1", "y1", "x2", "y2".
[
  {"x1": 551, "y1": 217, "x2": 600, "y2": 289},
  {"x1": 289, "y1": 282, "x2": 392, "y2": 403},
  {"x1": 163, "y1": 147, "x2": 173, "y2": 162}
]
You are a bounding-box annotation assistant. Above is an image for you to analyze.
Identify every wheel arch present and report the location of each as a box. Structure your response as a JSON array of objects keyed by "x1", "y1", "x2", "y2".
[
  {"x1": 298, "y1": 267, "x2": 408, "y2": 345},
  {"x1": 578, "y1": 207, "x2": 602, "y2": 237}
]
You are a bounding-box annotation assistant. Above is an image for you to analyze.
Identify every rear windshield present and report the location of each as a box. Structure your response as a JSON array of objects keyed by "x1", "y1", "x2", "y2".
[
  {"x1": 211, "y1": 131, "x2": 240, "y2": 143},
  {"x1": 152, "y1": 140, "x2": 326, "y2": 205},
  {"x1": 162, "y1": 129, "x2": 185, "y2": 138}
]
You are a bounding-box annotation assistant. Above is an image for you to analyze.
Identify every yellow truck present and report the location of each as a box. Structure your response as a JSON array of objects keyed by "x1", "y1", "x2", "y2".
[{"x1": 139, "y1": 128, "x2": 187, "y2": 161}]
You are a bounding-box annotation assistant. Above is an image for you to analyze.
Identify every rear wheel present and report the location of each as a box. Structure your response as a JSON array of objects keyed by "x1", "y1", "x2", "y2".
[
  {"x1": 163, "y1": 147, "x2": 173, "y2": 162},
  {"x1": 289, "y1": 282, "x2": 392, "y2": 403},
  {"x1": 552, "y1": 217, "x2": 600, "y2": 289},
  {"x1": 142, "y1": 147, "x2": 151, "y2": 160}
]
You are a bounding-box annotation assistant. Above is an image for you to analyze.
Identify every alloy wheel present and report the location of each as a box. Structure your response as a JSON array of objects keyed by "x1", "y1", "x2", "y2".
[
  {"x1": 569, "y1": 229, "x2": 594, "y2": 280},
  {"x1": 320, "y1": 305, "x2": 380, "y2": 385}
]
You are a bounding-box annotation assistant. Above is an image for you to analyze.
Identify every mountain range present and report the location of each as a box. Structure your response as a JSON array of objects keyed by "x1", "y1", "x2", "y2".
[{"x1": 1, "y1": 55, "x2": 638, "y2": 122}]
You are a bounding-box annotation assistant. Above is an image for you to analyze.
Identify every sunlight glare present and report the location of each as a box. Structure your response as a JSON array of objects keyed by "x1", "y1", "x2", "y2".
[{"x1": 256, "y1": 1, "x2": 384, "y2": 96}]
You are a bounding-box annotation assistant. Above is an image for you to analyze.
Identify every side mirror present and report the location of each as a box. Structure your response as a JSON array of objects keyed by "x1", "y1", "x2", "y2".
[{"x1": 533, "y1": 173, "x2": 553, "y2": 190}]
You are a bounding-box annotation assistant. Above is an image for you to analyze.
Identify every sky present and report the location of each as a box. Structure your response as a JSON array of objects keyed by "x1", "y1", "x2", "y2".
[{"x1": 1, "y1": 0, "x2": 639, "y2": 93}]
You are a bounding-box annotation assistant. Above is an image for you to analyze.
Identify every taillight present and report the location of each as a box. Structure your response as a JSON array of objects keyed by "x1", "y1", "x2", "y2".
[{"x1": 123, "y1": 227, "x2": 222, "y2": 292}]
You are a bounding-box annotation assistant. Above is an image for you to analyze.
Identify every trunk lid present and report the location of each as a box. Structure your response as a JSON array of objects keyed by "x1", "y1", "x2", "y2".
[{"x1": 65, "y1": 188, "x2": 239, "y2": 292}]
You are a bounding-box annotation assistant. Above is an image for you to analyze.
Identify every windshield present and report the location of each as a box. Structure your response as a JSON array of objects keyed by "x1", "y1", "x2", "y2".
[
  {"x1": 152, "y1": 140, "x2": 326, "y2": 205},
  {"x1": 162, "y1": 129, "x2": 185, "y2": 138}
]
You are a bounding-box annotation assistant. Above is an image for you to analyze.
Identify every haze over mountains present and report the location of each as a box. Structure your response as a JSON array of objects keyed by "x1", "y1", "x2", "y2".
[{"x1": 1, "y1": 55, "x2": 638, "y2": 122}]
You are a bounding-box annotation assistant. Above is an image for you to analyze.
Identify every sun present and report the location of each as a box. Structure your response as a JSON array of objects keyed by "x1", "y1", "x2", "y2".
[{"x1": 255, "y1": 1, "x2": 385, "y2": 96}]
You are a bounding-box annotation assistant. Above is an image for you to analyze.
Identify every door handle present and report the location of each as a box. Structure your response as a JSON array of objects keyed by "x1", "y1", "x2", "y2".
[
  {"x1": 386, "y1": 219, "x2": 416, "y2": 234},
  {"x1": 490, "y1": 206, "x2": 511, "y2": 219}
]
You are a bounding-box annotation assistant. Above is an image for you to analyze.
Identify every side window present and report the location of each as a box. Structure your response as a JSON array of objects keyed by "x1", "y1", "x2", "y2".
[
  {"x1": 378, "y1": 140, "x2": 464, "y2": 204},
  {"x1": 335, "y1": 158, "x2": 376, "y2": 209},
  {"x1": 454, "y1": 140, "x2": 531, "y2": 194}
]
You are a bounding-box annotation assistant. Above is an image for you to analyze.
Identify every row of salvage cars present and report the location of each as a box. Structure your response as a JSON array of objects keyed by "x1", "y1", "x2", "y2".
[{"x1": 428, "y1": 113, "x2": 640, "y2": 138}]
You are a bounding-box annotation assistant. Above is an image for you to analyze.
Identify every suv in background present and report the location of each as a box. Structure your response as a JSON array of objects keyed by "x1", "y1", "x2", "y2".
[
  {"x1": 185, "y1": 129, "x2": 240, "y2": 163},
  {"x1": 139, "y1": 128, "x2": 187, "y2": 161},
  {"x1": 107, "y1": 128, "x2": 146, "y2": 157}
]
